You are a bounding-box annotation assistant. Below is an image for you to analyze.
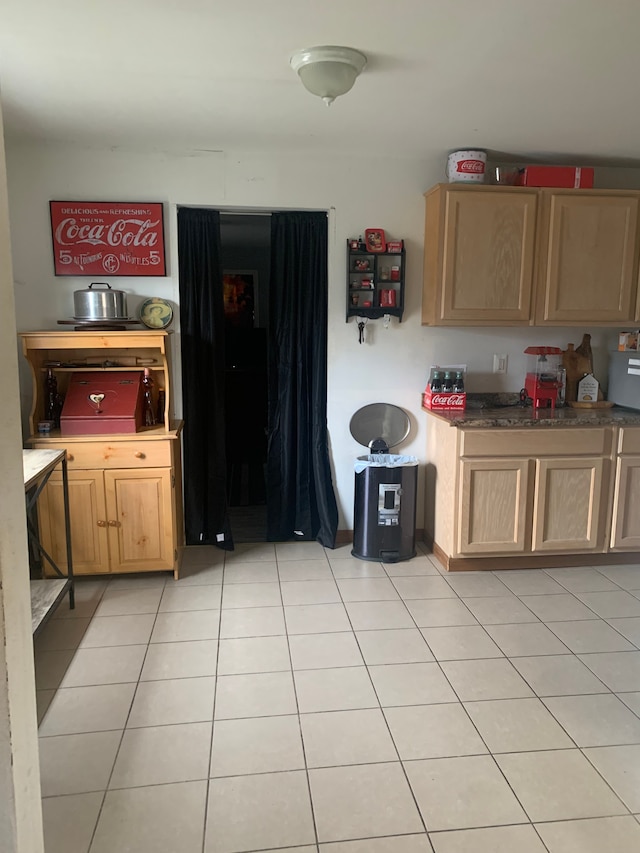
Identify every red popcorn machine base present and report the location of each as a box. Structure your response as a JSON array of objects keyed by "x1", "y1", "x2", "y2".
[{"x1": 60, "y1": 371, "x2": 144, "y2": 436}]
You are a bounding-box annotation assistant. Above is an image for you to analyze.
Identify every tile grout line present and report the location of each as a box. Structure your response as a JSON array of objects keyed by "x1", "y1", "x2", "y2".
[
  {"x1": 276, "y1": 547, "x2": 322, "y2": 851},
  {"x1": 36, "y1": 551, "x2": 640, "y2": 849},
  {"x1": 62, "y1": 575, "x2": 126, "y2": 853},
  {"x1": 436, "y1": 585, "x2": 638, "y2": 837},
  {"x1": 396, "y1": 586, "x2": 541, "y2": 835},
  {"x1": 466, "y1": 581, "x2": 637, "y2": 822},
  {"x1": 336, "y1": 573, "x2": 432, "y2": 840},
  {"x1": 201, "y1": 554, "x2": 226, "y2": 853},
  {"x1": 377, "y1": 567, "x2": 634, "y2": 834}
]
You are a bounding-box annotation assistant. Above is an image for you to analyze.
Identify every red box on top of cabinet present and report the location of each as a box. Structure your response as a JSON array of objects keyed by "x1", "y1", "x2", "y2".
[
  {"x1": 517, "y1": 165, "x2": 594, "y2": 189},
  {"x1": 60, "y1": 371, "x2": 144, "y2": 436}
]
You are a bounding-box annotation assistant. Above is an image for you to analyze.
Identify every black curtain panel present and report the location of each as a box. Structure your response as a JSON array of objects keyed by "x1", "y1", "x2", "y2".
[
  {"x1": 267, "y1": 211, "x2": 339, "y2": 548},
  {"x1": 177, "y1": 207, "x2": 233, "y2": 550}
]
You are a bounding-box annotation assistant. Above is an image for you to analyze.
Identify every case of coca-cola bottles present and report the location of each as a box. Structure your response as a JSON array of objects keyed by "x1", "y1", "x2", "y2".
[{"x1": 423, "y1": 365, "x2": 467, "y2": 411}]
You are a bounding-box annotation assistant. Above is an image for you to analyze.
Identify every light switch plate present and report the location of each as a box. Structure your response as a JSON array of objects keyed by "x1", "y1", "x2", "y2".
[{"x1": 493, "y1": 354, "x2": 508, "y2": 374}]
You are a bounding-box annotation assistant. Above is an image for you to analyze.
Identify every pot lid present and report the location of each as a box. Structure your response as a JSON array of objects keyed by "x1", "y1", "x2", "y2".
[
  {"x1": 74, "y1": 282, "x2": 127, "y2": 293},
  {"x1": 349, "y1": 403, "x2": 410, "y2": 449}
]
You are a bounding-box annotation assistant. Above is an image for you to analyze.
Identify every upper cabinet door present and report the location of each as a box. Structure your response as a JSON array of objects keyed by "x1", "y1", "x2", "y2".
[
  {"x1": 424, "y1": 187, "x2": 537, "y2": 325},
  {"x1": 537, "y1": 192, "x2": 639, "y2": 324}
]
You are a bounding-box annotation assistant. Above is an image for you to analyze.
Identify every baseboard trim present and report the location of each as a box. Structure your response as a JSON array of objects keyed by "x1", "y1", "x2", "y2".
[{"x1": 430, "y1": 540, "x2": 640, "y2": 572}]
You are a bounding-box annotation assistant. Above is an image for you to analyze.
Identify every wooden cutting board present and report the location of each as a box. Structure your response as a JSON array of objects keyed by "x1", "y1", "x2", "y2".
[{"x1": 568, "y1": 401, "x2": 614, "y2": 409}]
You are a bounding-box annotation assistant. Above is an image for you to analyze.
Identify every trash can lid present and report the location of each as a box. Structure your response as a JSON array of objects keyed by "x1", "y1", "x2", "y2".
[
  {"x1": 350, "y1": 403, "x2": 410, "y2": 450},
  {"x1": 354, "y1": 454, "x2": 418, "y2": 473}
]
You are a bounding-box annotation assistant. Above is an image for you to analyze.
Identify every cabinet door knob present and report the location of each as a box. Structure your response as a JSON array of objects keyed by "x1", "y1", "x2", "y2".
[
  {"x1": 67, "y1": 453, "x2": 74, "y2": 461},
  {"x1": 134, "y1": 451, "x2": 145, "y2": 459},
  {"x1": 108, "y1": 520, "x2": 120, "y2": 527},
  {"x1": 97, "y1": 520, "x2": 106, "y2": 527}
]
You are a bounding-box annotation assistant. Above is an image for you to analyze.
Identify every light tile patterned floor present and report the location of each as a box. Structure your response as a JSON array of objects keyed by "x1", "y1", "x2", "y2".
[{"x1": 35, "y1": 543, "x2": 640, "y2": 853}]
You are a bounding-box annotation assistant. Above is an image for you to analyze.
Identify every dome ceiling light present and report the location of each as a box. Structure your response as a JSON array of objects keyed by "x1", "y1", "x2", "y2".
[{"x1": 290, "y1": 45, "x2": 367, "y2": 106}]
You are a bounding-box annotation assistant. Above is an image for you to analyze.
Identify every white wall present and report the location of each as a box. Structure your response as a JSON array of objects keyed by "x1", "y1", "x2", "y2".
[
  {"x1": 5, "y1": 142, "x2": 620, "y2": 528},
  {"x1": 0, "y1": 111, "x2": 44, "y2": 851}
]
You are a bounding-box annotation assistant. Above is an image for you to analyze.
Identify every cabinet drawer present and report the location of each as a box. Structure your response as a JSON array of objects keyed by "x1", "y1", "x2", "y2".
[
  {"x1": 460, "y1": 428, "x2": 611, "y2": 458},
  {"x1": 618, "y1": 428, "x2": 640, "y2": 455},
  {"x1": 34, "y1": 440, "x2": 173, "y2": 469}
]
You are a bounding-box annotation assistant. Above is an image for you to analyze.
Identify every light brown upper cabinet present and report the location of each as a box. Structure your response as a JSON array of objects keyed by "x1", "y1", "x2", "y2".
[
  {"x1": 423, "y1": 184, "x2": 538, "y2": 325},
  {"x1": 423, "y1": 184, "x2": 640, "y2": 327},
  {"x1": 535, "y1": 191, "x2": 639, "y2": 324}
]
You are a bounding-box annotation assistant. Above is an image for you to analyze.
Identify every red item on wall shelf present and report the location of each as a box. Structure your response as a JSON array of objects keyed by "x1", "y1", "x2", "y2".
[
  {"x1": 364, "y1": 229, "x2": 386, "y2": 252},
  {"x1": 380, "y1": 289, "x2": 396, "y2": 308},
  {"x1": 517, "y1": 166, "x2": 594, "y2": 189}
]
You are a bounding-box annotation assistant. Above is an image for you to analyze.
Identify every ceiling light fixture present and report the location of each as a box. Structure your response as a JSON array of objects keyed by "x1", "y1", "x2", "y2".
[{"x1": 290, "y1": 45, "x2": 367, "y2": 106}]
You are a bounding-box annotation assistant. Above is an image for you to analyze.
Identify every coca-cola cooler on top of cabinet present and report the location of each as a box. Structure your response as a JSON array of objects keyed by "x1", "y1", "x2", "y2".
[
  {"x1": 446, "y1": 150, "x2": 487, "y2": 183},
  {"x1": 423, "y1": 365, "x2": 467, "y2": 411}
]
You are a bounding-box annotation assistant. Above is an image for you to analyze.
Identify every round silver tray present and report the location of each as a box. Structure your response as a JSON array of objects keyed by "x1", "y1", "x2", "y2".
[
  {"x1": 71, "y1": 316, "x2": 136, "y2": 322},
  {"x1": 57, "y1": 318, "x2": 143, "y2": 330}
]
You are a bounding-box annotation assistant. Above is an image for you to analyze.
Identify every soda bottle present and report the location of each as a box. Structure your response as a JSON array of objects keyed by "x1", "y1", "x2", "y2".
[
  {"x1": 44, "y1": 368, "x2": 58, "y2": 421},
  {"x1": 142, "y1": 368, "x2": 157, "y2": 427},
  {"x1": 453, "y1": 371, "x2": 465, "y2": 393},
  {"x1": 156, "y1": 387, "x2": 166, "y2": 426},
  {"x1": 442, "y1": 371, "x2": 453, "y2": 393},
  {"x1": 430, "y1": 370, "x2": 442, "y2": 392}
]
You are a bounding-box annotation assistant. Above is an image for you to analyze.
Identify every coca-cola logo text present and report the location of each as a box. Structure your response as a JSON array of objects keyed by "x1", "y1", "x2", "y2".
[
  {"x1": 431, "y1": 394, "x2": 465, "y2": 406},
  {"x1": 55, "y1": 218, "x2": 160, "y2": 248},
  {"x1": 456, "y1": 160, "x2": 485, "y2": 173}
]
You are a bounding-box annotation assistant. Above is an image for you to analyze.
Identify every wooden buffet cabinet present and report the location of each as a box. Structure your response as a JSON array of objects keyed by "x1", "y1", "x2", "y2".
[
  {"x1": 424, "y1": 410, "x2": 640, "y2": 571},
  {"x1": 20, "y1": 331, "x2": 184, "y2": 579},
  {"x1": 422, "y1": 183, "x2": 640, "y2": 326}
]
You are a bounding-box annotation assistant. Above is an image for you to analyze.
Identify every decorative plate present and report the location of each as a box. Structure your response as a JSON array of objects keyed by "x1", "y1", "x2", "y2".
[{"x1": 139, "y1": 298, "x2": 173, "y2": 329}]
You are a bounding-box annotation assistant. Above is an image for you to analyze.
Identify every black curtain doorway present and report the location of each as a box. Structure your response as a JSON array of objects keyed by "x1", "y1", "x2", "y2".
[
  {"x1": 177, "y1": 207, "x2": 233, "y2": 549},
  {"x1": 267, "y1": 211, "x2": 339, "y2": 548}
]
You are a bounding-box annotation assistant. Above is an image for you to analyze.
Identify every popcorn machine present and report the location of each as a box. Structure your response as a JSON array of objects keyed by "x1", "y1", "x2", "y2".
[{"x1": 523, "y1": 346, "x2": 565, "y2": 409}]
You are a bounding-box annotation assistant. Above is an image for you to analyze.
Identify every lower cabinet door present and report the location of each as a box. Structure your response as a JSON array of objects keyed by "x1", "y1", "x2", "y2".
[
  {"x1": 458, "y1": 458, "x2": 530, "y2": 554},
  {"x1": 611, "y1": 456, "x2": 640, "y2": 549},
  {"x1": 532, "y1": 457, "x2": 605, "y2": 552},
  {"x1": 38, "y1": 469, "x2": 110, "y2": 575},
  {"x1": 104, "y1": 468, "x2": 175, "y2": 572}
]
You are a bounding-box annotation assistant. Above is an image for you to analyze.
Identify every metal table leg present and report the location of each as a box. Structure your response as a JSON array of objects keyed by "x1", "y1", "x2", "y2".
[{"x1": 61, "y1": 455, "x2": 75, "y2": 609}]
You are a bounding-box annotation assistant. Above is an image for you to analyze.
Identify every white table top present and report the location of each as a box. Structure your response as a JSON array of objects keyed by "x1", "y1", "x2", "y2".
[{"x1": 23, "y1": 448, "x2": 65, "y2": 490}]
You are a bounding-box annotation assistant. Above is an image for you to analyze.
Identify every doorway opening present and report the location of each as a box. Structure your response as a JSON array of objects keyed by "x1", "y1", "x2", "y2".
[
  {"x1": 178, "y1": 206, "x2": 338, "y2": 550},
  {"x1": 220, "y1": 213, "x2": 271, "y2": 542}
]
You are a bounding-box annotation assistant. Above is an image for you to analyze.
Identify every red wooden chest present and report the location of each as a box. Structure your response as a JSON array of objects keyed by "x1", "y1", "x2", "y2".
[{"x1": 60, "y1": 371, "x2": 144, "y2": 436}]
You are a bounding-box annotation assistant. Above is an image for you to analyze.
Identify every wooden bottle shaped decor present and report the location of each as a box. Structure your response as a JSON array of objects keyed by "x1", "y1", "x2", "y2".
[
  {"x1": 562, "y1": 342, "x2": 591, "y2": 402},
  {"x1": 575, "y1": 334, "x2": 594, "y2": 373}
]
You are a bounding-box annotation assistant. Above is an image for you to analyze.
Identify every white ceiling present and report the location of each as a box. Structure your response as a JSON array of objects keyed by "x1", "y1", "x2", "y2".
[{"x1": 2, "y1": 0, "x2": 640, "y2": 163}]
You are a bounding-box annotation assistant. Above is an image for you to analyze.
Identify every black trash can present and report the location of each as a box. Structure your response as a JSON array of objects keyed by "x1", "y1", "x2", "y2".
[{"x1": 352, "y1": 453, "x2": 418, "y2": 562}]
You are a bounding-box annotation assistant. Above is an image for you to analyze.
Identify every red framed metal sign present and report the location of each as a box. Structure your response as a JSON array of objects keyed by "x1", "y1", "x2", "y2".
[{"x1": 50, "y1": 201, "x2": 166, "y2": 276}]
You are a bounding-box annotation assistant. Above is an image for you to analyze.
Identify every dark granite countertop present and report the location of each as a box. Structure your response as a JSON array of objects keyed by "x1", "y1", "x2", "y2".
[{"x1": 422, "y1": 393, "x2": 640, "y2": 428}]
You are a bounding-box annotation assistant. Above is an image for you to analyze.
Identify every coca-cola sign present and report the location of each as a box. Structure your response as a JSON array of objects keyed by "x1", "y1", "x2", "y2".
[
  {"x1": 50, "y1": 201, "x2": 166, "y2": 276},
  {"x1": 423, "y1": 389, "x2": 467, "y2": 411},
  {"x1": 431, "y1": 394, "x2": 465, "y2": 406},
  {"x1": 456, "y1": 159, "x2": 485, "y2": 174}
]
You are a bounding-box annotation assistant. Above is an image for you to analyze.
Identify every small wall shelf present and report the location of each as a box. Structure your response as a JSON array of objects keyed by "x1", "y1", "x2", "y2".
[{"x1": 346, "y1": 240, "x2": 406, "y2": 322}]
